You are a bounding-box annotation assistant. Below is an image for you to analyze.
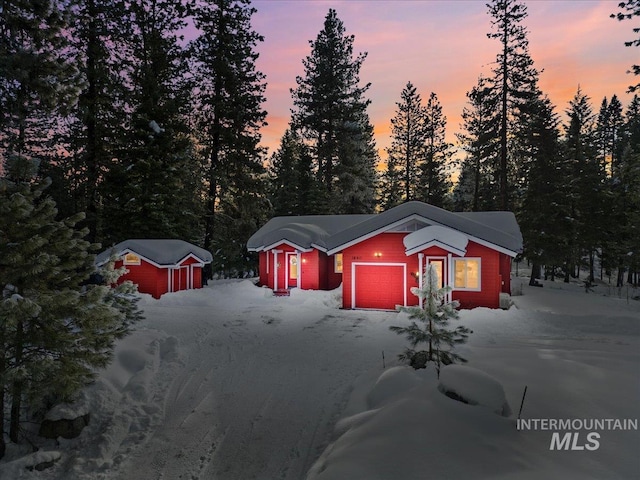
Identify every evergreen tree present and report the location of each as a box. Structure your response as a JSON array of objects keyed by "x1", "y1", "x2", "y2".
[
  {"x1": 48, "y1": 0, "x2": 129, "y2": 244},
  {"x1": 0, "y1": 156, "x2": 141, "y2": 458},
  {"x1": 517, "y1": 95, "x2": 571, "y2": 284},
  {"x1": 379, "y1": 154, "x2": 403, "y2": 210},
  {"x1": 102, "y1": 0, "x2": 204, "y2": 245},
  {"x1": 562, "y1": 87, "x2": 606, "y2": 283},
  {"x1": 390, "y1": 265, "x2": 471, "y2": 378},
  {"x1": 333, "y1": 111, "x2": 378, "y2": 214},
  {"x1": 386, "y1": 81, "x2": 428, "y2": 202},
  {"x1": 611, "y1": 0, "x2": 640, "y2": 93},
  {"x1": 454, "y1": 77, "x2": 500, "y2": 211},
  {"x1": 291, "y1": 8, "x2": 377, "y2": 213},
  {"x1": 0, "y1": 0, "x2": 80, "y2": 169},
  {"x1": 190, "y1": 0, "x2": 268, "y2": 276},
  {"x1": 416, "y1": 92, "x2": 452, "y2": 208},
  {"x1": 486, "y1": 0, "x2": 541, "y2": 210}
]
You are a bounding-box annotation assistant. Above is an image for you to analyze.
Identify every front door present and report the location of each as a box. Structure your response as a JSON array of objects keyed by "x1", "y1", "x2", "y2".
[
  {"x1": 287, "y1": 253, "x2": 298, "y2": 288},
  {"x1": 426, "y1": 257, "x2": 446, "y2": 289}
]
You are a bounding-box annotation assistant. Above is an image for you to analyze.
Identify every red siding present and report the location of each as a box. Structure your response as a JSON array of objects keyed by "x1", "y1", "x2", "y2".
[
  {"x1": 301, "y1": 250, "x2": 320, "y2": 290},
  {"x1": 342, "y1": 233, "x2": 419, "y2": 309},
  {"x1": 116, "y1": 258, "x2": 167, "y2": 299},
  {"x1": 452, "y1": 242, "x2": 501, "y2": 309},
  {"x1": 499, "y1": 253, "x2": 512, "y2": 294}
]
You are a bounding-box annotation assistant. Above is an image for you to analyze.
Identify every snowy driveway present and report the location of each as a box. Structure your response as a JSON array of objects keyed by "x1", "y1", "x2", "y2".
[{"x1": 110, "y1": 284, "x2": 406, "y2": 480}]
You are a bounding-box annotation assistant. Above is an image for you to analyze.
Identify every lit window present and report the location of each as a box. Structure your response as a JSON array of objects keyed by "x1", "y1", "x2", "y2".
[
  {"x1": 123, "y1": 252, "x2": 141, "y2": 265},
  {"x1": 335, "y1": 253, "x2": 343, "y2": 273},
  {"x1": 453, "y1": 258, "x2": 480, "y2": 290}
]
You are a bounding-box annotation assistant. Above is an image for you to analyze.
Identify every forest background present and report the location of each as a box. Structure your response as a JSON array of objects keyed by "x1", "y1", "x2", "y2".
[{"x1": 1, "y1": 0, "x2": 638, "y2": 286}]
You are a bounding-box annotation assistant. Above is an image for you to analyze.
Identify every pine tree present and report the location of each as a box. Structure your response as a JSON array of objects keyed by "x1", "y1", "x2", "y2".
[
  {"x1": 486, "y1": 0, "x2": 541, "y2": 210},
  {"x1": 379, "y1": 155, "x2": 403, "y2": 210},
  {"x1": 387, "y1": 82, "x2": 427, "y2": 202},
  {"x1": 333, "y1": 111, "x2": 378, "y2": 214},
  {"x1": 0, "y1": 156, "x2": 142, "y2": 458},
  {"x1": 416, "y1": 92, "x2": 452, "y2": 208},
  {"x1": 390, "y1": 265, "x2": 471, "y2": 378},
  {"x1": 517, "y1": 95, "x2": 571, "y2": 284},
  {"x1": 47, "y1": 0, "x2": 129, "y2": 244},
  {"x1": 562, "y1": 87, "x2": 606, "y2": 283},
  {"x1": 291, "y1": 8, "x2": 377, "y2": 213},
  {"x1": 454, "y1": 77, "x2": 500, "y2": 211},
  {"x1": 611, "y1": 0, "x2": 640, "y2": 93},
  {"x1": 190, "y1": 0, "x2": 268, "y2": 276},
  {"x1": 0, "y1": 0, "x2": 80, "y2": 169}
]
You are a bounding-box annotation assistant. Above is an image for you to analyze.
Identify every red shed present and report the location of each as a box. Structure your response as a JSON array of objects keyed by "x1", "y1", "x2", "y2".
[
  {"x1": 96, "y1": 239, "x2": 213, "y2": 299},
  {"x1": 248, "y1": 202, "x2": 523, "y2": 309}
]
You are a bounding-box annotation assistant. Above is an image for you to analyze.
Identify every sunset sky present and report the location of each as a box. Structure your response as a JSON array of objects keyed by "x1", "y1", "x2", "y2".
[{"x1": 247, "y1": 0, "x2": 637, "y2": 163}]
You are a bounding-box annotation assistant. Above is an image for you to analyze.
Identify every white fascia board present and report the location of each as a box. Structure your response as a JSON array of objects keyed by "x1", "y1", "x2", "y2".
[
  {"x1": 176, "y1": 252, "x2": 211, "y2": 266},
  {"x1": 310, "y1": 243, "x2": 328, "y2": 253},
  {"x1": 262, "y1": 239, "x2": 313, "y2": 253},
  {"x1": 405, "y1": 240, "x2": 467, "y2": 257},
  {"x1": 326, "y1": 214, "x2": 432, "y2": 255},
  {"x1": 468, "y1": 236, "x2": 519, "y2": 257}
]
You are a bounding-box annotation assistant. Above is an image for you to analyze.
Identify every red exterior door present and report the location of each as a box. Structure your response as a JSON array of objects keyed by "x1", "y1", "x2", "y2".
[{"x1": 353, "y1": 264, "x2": 405, "y2": 310}]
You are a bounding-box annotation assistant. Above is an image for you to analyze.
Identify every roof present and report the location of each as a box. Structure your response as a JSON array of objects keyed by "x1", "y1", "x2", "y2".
[
  {"x1": 246, "y1": 214, "x2": 373, "y2": 252},
  {"x1": 248, "y1": 202, "x2": 523, "y2": 257},
  {"x1": 96, "y1": 239, "x2": 213, "y2": 266}
]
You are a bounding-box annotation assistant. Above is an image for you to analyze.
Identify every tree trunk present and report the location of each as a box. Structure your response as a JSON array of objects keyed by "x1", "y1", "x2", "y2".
[
  {"x1": 0, "y1": 325, "x2": 5, "y2": 459},
  {"x1": 529, "y1": 264, "x2": 541, "y2": 286},
  {"x1": 9, "y1": 319, "x2": 24, "y2": 443}
]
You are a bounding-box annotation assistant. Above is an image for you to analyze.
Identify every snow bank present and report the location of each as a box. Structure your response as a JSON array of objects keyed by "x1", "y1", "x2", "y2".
[
  {"x1": 438, "y1": 364, "x2": 511, "y2": 416},
  {"x1": 0, "y1": 450, "x2": 62, "y2": 478}
]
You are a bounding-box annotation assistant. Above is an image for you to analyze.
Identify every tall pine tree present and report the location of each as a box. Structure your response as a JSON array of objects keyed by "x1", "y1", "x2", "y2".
[
  {"x1": 191, "y1": 0, "x2": 268, "y2": 276},
  {"x1": 291, "y1": 8, "x2": 377, "y2": 214},
  {"x1": 486, "y1": 0, "x2": 541, "y2": 210},
  {"x1": 416, "y1": 92, "x2": 452, "y2": 208},
  {"x1": 102, "y1": 0, "x2": 203, "y2": 245}
]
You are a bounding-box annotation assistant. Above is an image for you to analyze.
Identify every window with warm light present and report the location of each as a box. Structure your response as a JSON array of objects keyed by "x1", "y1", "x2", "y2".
[
  {"x1": 453, "y1": 258, "x2": 480, "y2": 290},
  {"x1": 123, "y1": 252, "x2": 141, "y2": 265},
  {"x1": 335, "y1": 253, "x2": 343, "y2": 273}
]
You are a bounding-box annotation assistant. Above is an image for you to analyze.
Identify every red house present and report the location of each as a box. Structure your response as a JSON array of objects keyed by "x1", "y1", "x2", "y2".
[
  {"x1": 247, "y1": 202, "x2": 523, "y2": 309},
  {"x1": 96, "y1": 239, "x2": 213, "y2": 299}
]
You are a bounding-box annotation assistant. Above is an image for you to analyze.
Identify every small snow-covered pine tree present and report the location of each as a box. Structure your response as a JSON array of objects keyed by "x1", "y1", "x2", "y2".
[{"x1": 390, "y1": 264, "x2": 471, "y2": 377}]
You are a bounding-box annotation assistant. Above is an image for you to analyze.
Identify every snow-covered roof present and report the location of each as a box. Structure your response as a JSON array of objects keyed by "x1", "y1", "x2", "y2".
[
  {"x1": 247, "y1": 214, "x2": 373, "y2": 252},
  {"x1": 403, "y1": 225, "x2": 469, "y2": 257},
  {"x1": 95, "y1": 239, "x2": 213, "y2": 266},
  {"x1": 248, "y1": 202, "x2": 523, "y2": 257}
]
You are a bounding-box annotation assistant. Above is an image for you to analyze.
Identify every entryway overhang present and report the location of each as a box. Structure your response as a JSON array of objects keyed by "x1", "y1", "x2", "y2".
[{"x1": 403, "y1": 225, "x2": 469, "y2": 257}]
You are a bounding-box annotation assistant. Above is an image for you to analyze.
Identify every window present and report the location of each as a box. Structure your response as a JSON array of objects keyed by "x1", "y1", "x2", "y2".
[
  {"x1": 453, "y1": 258, "x2": 480, "y2": 290},
  {"x1": 334, "y1": 253, "x2": 343, "y2": 273},
  {"x1": 123, "y1": 252, "x2": 141, "y2": 265}
]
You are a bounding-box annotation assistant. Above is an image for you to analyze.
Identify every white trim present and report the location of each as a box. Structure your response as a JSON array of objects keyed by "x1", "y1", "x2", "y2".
[
  {"x1": 325, "y1": 213, "x2": 519, "y2": 258},
  {"x1": 405, "y1": 239, "x2": 467, "y2": 257},
  {"x1": 351, "y1": 262, "x2": 407, "y2": 310},
  {"x1": 261, "y1": 240, "x2": 313, "y2": 253},
  {"x1": 425, "y1": 256, "x2": 447, "y2": 289},
  {"x1": 266, "y1": 250, "x2": 269, "y2": 274},
  {"x1": 310, "y1": 243, "x2": 328, "y2": 252},
  {"x1": 452, "y1": 257, "x2": 482, "y2": 291},
  {"x1": 297, "y1": 251, "x2": 302, "y2": 286},
  {"x1": 327, "y1": 214, "x2": 433, "y2": 255},
  {"x1": 447, "y1": 253, "x2": 453, "y2": 303},
  {"x1": 272, "y1": 250, "x2": 280, "y2": 291},
  {"x1": 334, "y1": 253, "x2": 344, "y2": 273},
  {"x1": 418, "y1": 253, "x2": 424, "y2": 309},
  {"x1": 285, "y1": 251, "x2": 298, "y2": 290}
]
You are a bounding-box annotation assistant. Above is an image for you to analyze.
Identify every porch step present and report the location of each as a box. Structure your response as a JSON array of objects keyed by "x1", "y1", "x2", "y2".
[{"x1": 274, "y1": 289, "x2": 290, "y2": 297}]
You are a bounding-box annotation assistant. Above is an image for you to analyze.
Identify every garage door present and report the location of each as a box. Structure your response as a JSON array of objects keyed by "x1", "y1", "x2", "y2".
[{"x1": 354, "y1": 264, "x2": 405, "y2": 310}]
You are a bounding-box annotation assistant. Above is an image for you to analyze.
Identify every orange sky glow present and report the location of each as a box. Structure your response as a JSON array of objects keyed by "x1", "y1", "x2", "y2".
[{"x1": 250, "y1": 0, "x2": 638, "y2": 166}]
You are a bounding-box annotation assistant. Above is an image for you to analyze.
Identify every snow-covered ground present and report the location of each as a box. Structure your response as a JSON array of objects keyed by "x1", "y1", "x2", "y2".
[{"x1": 1, "y1": 277, "x2": 639, "y2": 479}]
